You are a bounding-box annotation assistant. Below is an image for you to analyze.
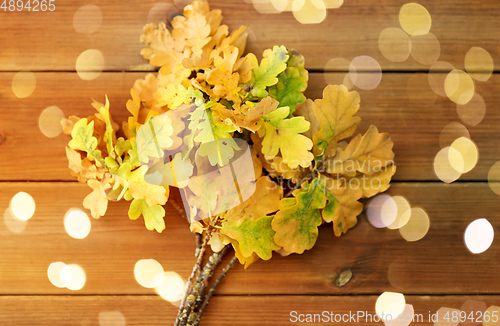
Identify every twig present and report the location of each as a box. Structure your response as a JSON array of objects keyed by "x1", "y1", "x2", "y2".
[
  {"x1": 175, "y1": 228, "x2": 213, "y2": 326},
  {"x1": 168, "y1": 197, "x2": 188, "y2": 221},
  {"x1": 186, "y1": 245, "x2": 230, "y2": 325},
  {"x1": 193, "y1": 255, "x2": 238, "y2": 326}
]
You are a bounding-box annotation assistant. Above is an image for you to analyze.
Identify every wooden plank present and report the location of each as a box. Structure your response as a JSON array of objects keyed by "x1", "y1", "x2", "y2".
[
  {"x1": 0, "y1": 295, "x2": 499, "y2": 325},
  {"x1": 0, "y1": 182, "x2": 498, "y2": 295},
  {"x1": 0, "y1": 0, "x2": 499, "y2": 71},
  {"x1": 1, "y1": 72, "x2": 499, "y2": 181}
]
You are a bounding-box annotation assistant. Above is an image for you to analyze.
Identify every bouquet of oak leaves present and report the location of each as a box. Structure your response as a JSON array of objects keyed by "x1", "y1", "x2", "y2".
[{"x1": 62, "y1": 1, "x2": 396, "y2": 325}]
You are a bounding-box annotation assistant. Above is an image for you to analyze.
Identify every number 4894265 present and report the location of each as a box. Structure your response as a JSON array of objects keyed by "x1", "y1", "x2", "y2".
[{"x1": 1, "y1": 0, "x2": 55, "y2": 11}]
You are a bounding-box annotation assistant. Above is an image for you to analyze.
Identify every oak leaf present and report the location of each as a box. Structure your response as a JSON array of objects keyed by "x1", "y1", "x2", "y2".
[
  {"x1": 128, "y1": 198, "x2": 166, "y2": 232},
  {"x1": 312, "y1": 85, "x2": 361, "y2": 157},
  {"x1": 320, "y1": 176, "x2": 363, "y2": 237},
  {"x1": 247, "y1": 46, "x2": 289, "y2": 98},
  {"x1": 259, "y1": 106, "x2": 313, "y2": 169},
  {"x1": 140, "y1": 22, "x2": 185, "y2": 75},
  {"x1": 136, "y1": 114, "x2": 174, "y2": 164},
  {"x1": 220, "y1": 215, "x2": 279, "y2": 260},
  {"x1": 325, "y1": 125, "x2": 395, "y2": 177},
  {"x1": 272, "y1": 178, "x2": 327, "y2": 254},
  {"x1": 268, "y1": 50, "x2": 308, "y2": 113},
  {"x1": 83, "y1": 178, "x2": 111, "y2": 219}
]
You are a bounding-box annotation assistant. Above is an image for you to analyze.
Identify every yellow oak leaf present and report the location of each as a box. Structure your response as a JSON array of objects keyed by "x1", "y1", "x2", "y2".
[
  {"x1": 61, "y1": 115, "x2": 80, "y2": 135},
  {"x1": 270, "y1": 156, "x2": 305, "y2": 183},
  {"x1": 83, "y1": 178, "x2": 111, "y2": 219},
  {"x1": 347, "y1": 165, "x2": 397, "y2": 198},
  {"x1": 293, "y1": 99, "x2": 320, "y2": 141},
  {"x1": 312, "y1": 84, "x2": 361, "y2": 157},
  {"x1": 320, "y1": 176, "x2": 363, "y2": 237},
  {"x1": 223, "y1": 176, "x2": 282, "y2": 222},
  {"x1": 258, "y1": 106, "x2": 314, "y2": 169},
  {"x1": 65, "y1": 147, "x2": 105, "y2": 183},
  {"x1": 206, "y1": 69, "x2": 241, "y2": 103},
  {"x1": 184, "y1": 1, "x2": 223, "y2": 35},
  {"x1": 230, "y1": 238, "x2": 260, "y2": 269},
  {"x1": 326, "y1": 125, "x2": 395, "y2": 177},
  {"x1": 172, "y1": 11, "x2": 211, "y2": 55},
  {"x1": 213, "y1": 45, "x2": 239, "y2": 73},
  {"x1": 140, "y1": 22, "x2": 185, "y2": 75}
]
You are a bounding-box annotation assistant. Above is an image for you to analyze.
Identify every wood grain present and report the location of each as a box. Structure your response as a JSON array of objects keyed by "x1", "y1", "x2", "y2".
[
  {"x1": 0, "y1": 182, "x2": 498, "y2": 295},
  {"x1": 0, "y1": 295, "x2": 498, "y2": 326},
  {"x1": 0, "y1": 0, "x2": 499, "y2": 71},
  {"x1": 1, "y1": 72, "x2": 499, "y2": 181}
]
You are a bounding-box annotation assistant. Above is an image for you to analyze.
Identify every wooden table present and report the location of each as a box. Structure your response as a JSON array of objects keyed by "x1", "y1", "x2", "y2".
[{"x1": 1, "y1": 0, "x2": 499, "y2": 325}]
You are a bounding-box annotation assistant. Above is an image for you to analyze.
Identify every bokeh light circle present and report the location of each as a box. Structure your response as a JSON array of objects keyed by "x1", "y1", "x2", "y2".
[
  {"x1": 456, "y1": 92, "x2": 486, "y2": 126},
  {"x1": 62, "y1": 264, "x2": 87, "y2": 291},
  {"x1": 434, "y1": 147, "x2": 462, "y2": 183},
  {"x1": 73, "y1": 4, "x2": 102, "y2": 34},
  {"x1": 483, "y1": 306, "x2": 500, "y2": 326},
  {"x1": 324, "y1": 0, "x2": 343, "y2": 9},
  {"x1": 291, "y1": 0, "x2": 327, "y2": 24},
  {"x1": 399, "y1": 3, "x2": 432, "y2": 36},
  {"x1": 9, "y1": 192, "x2": 36, "y2": 221},
  {"x1": 465, "y1": 47, "x2": 494, "y2": 82},
  {"x1": 134, "y1": 259, "x2": 165, "y2": 288},
  {"x1": 378, "y1": 27, "x2": 411, "y2": 63},
  {"x1": 410, "y1": 32, "x2": 440, "y2": 65},
  {"x1": 439, "y1": 121, "x2": 470, "y2": 149},
  {"x1": 464, "y1": 218, "x2": 494, "y2": 254},
  {"x1": 435, "y1": 307, "x2": 460, "y2": 326},
  {"x1": 4, "y1": 207, "x2": 28, "y2": 233},
  {"x1": 399, "y1": 207, "x2": 430, "y2": 241},
  {"x1": 349, "y1": 56, "x2": 382, "y2": 90},
  {"x1": 148, "y1": 3, "x2": 178, "y2": 23},
  {"x1": 39, "y1": 106, "x2": 65, "y2": 138},
  {"x1": 387, "y1": 196, "x2": 412, "y2": 230},
  {"x1": 47, "y1": 262, "x2": 68, "y2": 288},
  {"x1": 98, "y1": 311, "x2": 126, "y2": 326},
  {"x1": 428, "y1": 61, "x2": 454, "y2": 97},
  {"x1": 375, "y1": 292, "x2": 406, "y2": 318},
  {"x1": 366, "y1": 194, "x2": 397, "y2": 228},
  {"x1": 155, "y1": 271, "x2": 185, "y2": 302},
  {"x1": 449, "y1": 137, "x2": 478, "y2": 174},
  {"x1": 64, "y1": 208, "x2": 92, "y2": 239},
  {"x1": 12, "y1": 71, "x2": 36, "y2": 98},
  {"x1": 488, "y1": 162, "x2": 500, "y2": 196},
  {"x1": 444, "y1": 69, "x2": 475, "y2": 105},
  {"x1": 76, "y1": 49, "x2": 105, "y2": 81}
]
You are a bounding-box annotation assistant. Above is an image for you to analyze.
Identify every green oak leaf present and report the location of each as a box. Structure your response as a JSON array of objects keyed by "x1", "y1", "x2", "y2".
[
  {"x1": 271, "y1": 178, "x2": 327, "y2": 254},
  {"x1": 68, "y1": 118, "x2": 104, "y2": 166},
  {"x1": 248, "y1": 45, "x2": 289, "y2": 97},
  {"x1": 268, "y1": 50, "x2": 308, "y2": 113},
  {"x1": 220, "y1": 215, "x2": 279, "y2": 260}
]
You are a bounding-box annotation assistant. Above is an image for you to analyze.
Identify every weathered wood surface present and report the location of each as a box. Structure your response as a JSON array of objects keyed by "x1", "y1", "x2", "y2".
[
  {"x1": 0, "y1": 295, "x2": 498, "y2": 326},
  {"x1": 0, "y1": 0, "x2": 499, "y2": 71},
  {"x1": 0, "y1": 182, "x2": 498, "y2": 295},
  {"x1": 1, "y1": 0, "x2": 499, "y2": 324},
  {"x1": 1, "y1": 72, "x2": 499, "y2": 181}
]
